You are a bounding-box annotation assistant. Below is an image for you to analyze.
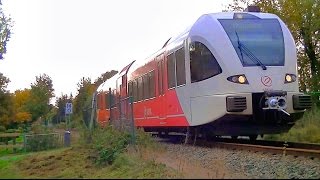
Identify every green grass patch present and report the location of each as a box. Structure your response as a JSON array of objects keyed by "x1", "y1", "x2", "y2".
[
  {"x1": 0, "y1": 154, "x2": 26, "y2": 178},
  {"x1": 264, "y1": 107, "x2": 320, "y2": 143}
]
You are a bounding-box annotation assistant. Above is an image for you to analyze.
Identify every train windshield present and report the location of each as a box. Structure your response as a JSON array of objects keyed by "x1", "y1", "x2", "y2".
[{"x1": 219, "y1": 19, "x2": 284, "y2": 67}]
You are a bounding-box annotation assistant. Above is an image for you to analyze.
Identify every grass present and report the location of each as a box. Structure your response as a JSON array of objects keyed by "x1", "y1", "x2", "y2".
[
  {"x1": 264, "y1": 107, "x2": 320, "y2": 143},
  {"x1": 0, "y1": 154, "x2": 26, "y2": 178},
  {"x1": 0, "y1": 125, "x2": 181, "y2": 179},
  {"x1": 0, "y1": 144, "x2": 179, "y2": 178}
]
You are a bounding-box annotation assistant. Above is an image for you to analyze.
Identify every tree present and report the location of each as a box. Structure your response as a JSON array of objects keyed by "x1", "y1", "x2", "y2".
[
  {"x1": 94, "y1": 70, "x2": 118, "y2": 87},
  {"x1": 0, "y1": 1, "x2": 13, "y2": 60},
  {"x1": 226, "y1": 0, "x2": 320, "y2": 92},
  {"x1": 12, "y1": 89, "x2": 32, "y2": 124},
  {"x1": 73, "y1": 77, "x2": 96, "y2": 115},
  {"x1": 27, "y1": 74, "x2": 55, "y2": 121},
  {"x1": 54, "y1": 93, "x2": 73, "y2": 124},
  {"x1": 0, "y1": 73, "x2": 13, "y2": 126}
]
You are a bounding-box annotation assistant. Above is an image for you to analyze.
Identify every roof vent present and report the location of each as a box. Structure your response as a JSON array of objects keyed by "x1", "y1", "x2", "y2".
[{"x1": 244, "y1": 5, "x2": 260, "y2": 12}]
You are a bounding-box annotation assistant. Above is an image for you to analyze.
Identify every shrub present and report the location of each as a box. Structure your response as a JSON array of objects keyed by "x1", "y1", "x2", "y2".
[
  {"x1": 0, "y1": 126, "x2": 6, "y2": 132},
  {"x1": 92, "y1": 126, "x2": 131, "y2": 165},
  {"x1": 5, "y1": 129, "x2": 15, "y2": 133},
  {"x1": 135, "y1": 128, "x2": 157, "y2": 149},
  {"x1": 24, "y1": 133, "x2": 61, "y2": 152}
]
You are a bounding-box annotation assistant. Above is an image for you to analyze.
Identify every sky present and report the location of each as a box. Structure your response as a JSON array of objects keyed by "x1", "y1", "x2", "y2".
[{"x1": 0, "y1": 0, "x2": 232, "y2": 103}]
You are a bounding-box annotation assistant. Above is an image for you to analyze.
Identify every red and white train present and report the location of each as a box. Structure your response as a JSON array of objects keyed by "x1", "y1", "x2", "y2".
[{"x1": 96, "y1": 7, "x2": 312, "y2": 140}]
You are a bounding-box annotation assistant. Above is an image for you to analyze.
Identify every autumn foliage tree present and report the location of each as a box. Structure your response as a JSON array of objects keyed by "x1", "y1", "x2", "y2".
[{"x1": 12, "y1": 89, "x2": 32, "y2": 124}]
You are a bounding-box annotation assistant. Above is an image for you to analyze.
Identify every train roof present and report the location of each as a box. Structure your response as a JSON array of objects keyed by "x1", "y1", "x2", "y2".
[
  {"x1": 132, "y1": 11, "x2": 279, "y2": 68},
  {"x1": 97, "y1": 11, "x2": 280, "y2": 91}
]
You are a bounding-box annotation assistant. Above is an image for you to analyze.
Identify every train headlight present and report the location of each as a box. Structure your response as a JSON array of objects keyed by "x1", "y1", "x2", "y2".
[
  {"x1": 285, "y1": 74, "x2": 296, "y2": 83},
  {"x1": 227, "y1": 74, "x2": 249, "y2": 84},
  {"x1": 238, "y1": 76, "x2": 246, "y2": 84}
]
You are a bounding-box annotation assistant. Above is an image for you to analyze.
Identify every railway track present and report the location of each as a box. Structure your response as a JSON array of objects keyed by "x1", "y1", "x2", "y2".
[
  {"x1": 201, "y1": 138, "x2": 320, "y2": 159},
  {"x1": 155, "y1": 134, "x2": 320, "y2": 159}
]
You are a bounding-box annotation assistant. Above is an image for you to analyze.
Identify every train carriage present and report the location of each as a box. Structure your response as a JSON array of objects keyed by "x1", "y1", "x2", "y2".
[{"x1": 96, "y1": 7, "x2": 312, "y2": 140}]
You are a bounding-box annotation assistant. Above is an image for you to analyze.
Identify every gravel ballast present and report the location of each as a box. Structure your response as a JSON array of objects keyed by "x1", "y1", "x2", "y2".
[{"x1": 161, "y1": 142, "x2": 320, "y2": 179}]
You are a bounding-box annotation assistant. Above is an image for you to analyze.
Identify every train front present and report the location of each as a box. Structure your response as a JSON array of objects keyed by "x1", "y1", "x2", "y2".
[{"x1": 187, "y1": 10, "x2": 312, "y2": 136}]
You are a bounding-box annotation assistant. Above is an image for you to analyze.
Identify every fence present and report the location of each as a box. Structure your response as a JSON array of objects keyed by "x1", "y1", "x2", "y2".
[
  {"x1": 109, "y1": 96, "x2": 136, "y2": 144},
  {"x1": 23, "y1": 133, "x2": 64, "y2": 152}
]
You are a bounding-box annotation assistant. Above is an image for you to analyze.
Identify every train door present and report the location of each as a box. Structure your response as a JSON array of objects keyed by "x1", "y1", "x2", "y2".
[{"x1": 157, "y1": 55, "x2": 166, "y2": 121}]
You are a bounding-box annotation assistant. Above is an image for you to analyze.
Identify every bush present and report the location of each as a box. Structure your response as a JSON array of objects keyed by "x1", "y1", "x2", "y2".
[
  {"x1": 25, "y1": 133, "x2": 61, "y2": 152},
  {"x1": 92, "y1": 126, "x2": 131, "y2": 165},
  {"x1": 31, "y1": 124, "x2": 53, "y2": 134},
  {"x1": 135, "y1": 128, "x2": 157, "y2": 149},
  {"x1": 0, "y1": 126, "x2": 6, "y2": 132},
  {"x1": 5, "y1": 129, "x2": 15, "y2": 133}
]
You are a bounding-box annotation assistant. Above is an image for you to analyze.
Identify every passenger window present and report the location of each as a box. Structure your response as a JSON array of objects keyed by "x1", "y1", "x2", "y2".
[
  {"x1": 143, "y1": 75, "x2": 149, "y2": 99},
  {"x1": 167, "y1": 53, "x2": 176, "y2": 89},
  {"x1": 111, "y1": 90, "x2": 116, "y2": 107},
  {"x1": 158, "y1": 60, "x2": 163, "y2": 95},
  {"x1": 149, "y1": 71, "x2": 155, "y2": 98},
  {"x1": 133, "y1": 80, "x2": 138, "y2": 102},
  {"x1": 97, "y1": 94, "x2": 101, "y2": 110},
  {"x1": 105, "y1": 92, "x2": 110, "y2": 109},
  {"x1": 128, "y1": 81, "x2": 133, "y2": 97},
  {"x1": 175, "y1": 48, "x2": 186, "y2": 86},
  {"x1": 190, "y1": 41, "x2": 222, "y2": 83},
  {"x1": 138, "y1": 77, "x2": 143, "y2": 101}
]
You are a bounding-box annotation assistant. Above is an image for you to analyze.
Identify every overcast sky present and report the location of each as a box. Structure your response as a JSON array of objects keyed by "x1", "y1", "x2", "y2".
[{"x1": 0, "y1": 0, "x2": 232, "y2": 102}]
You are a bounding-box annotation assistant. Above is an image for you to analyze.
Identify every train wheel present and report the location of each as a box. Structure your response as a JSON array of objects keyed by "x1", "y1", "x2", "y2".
[{"x1": 249, "y1": 135, "x2": 258, "y2": 141}]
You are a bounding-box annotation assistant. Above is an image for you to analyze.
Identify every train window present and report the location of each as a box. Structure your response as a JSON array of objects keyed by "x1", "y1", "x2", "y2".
[
  {"x1": 162, "y1": 60, "x2": 165, "y2": 93},
  {"x1": 122, "y1": 75, "x2": 126, "y2": 86},
  {"x1": 97, "y1": 94, "x2": 101, "y2": 110},
  {"x1": 99, "y1": 94, "x2": 104, "y2": 109},
  {"x1": 149, "y1": 71, "x2": 155, "y2": 98},
  {"x1": 105, "y1": 92, "x2": 110, "y2": 109},
  {"x1": 110, "y1": 90, "x2": 116, "y2": 108},
  {"x1": 138, "y1": 77, "x2": 143, "y2": 101},
  {"x1": 167, "y1": 53, "x2": 176, "y2": 89},
  {"x1": 143, "y1": 75, "x2": 149, "y2": 99},
  {"x1": 157, "y1": 61, "x2": 163, "y2": 95},
  {"x1": 133, "y1": 79, "x2": 138, "y2": 102},
  {"x1": 128, "y1": 81, "x2": 133, "y2": 97},
  {"x1": 190, "y1": 41, "x2": 222, "y2": 83},
  {"x1": 175, "y1": 48, "x2": 186, "y2": 86}
]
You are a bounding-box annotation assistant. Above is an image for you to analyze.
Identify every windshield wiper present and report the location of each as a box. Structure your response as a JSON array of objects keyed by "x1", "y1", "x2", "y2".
[
  {"x1": 235, "y1": 31, "x2": 267, "y2": 70},
  {"x1": 235, "y1": 31, "x2": 244, "y2": 64}
]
